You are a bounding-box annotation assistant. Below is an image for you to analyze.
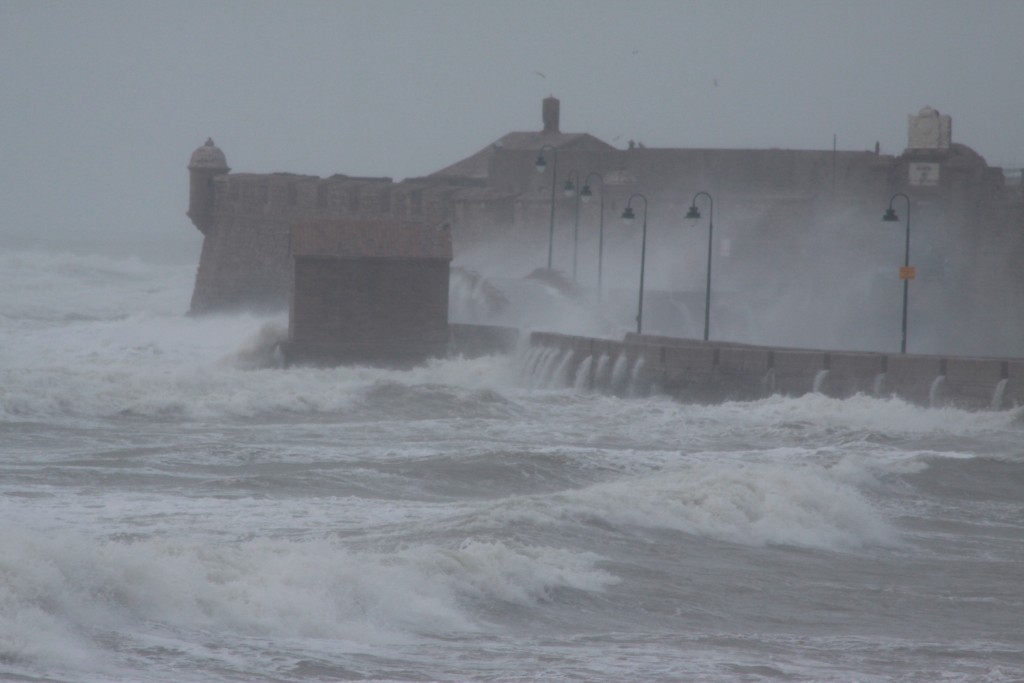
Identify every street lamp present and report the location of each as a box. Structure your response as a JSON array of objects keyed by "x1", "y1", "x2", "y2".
[
  {"x1": 564, "y1": 170, "x2": 582, "y2": 280},
  {"x1": 685, "y1": 191, "x2": 714, "y2": 341},
  {"x1": 621, "y1": 193, "x2": 649, "y2": 335},
  {"x1": 580, "y1": 172, "x2": 606, "y2": 299},
  {"x1": 535, "y1": 145, "x2": 558, "y2": 270},
  {"x1": 883, "y1": 192, "x2": 912, "y2": 354}
]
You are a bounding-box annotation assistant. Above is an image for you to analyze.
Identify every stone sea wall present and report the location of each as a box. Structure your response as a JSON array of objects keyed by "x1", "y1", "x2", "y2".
[{"x1": 448, "y1": 324, "x2": 1021, "y2": 410}]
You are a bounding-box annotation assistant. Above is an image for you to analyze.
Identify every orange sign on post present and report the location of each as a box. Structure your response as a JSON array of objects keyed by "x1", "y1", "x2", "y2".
[{"x1": 899, "y1": 266, "x2": 916, "y2": 280}]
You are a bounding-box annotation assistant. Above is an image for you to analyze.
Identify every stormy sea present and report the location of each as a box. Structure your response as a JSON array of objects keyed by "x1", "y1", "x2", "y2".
[{"x1": 1, "y1": 249, "x2": 1022, "y2": 683}]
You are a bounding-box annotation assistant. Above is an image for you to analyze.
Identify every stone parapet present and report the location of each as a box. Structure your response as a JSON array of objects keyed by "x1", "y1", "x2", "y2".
[
  {"x1": 483, "y1": 326, "x2": 1022, "y2": 410},
  {"x1": 825, "y1": 353, "x2": 887, "y2": 398},
  {"x1": 772, "y1": 349, "x2": 828, "y2": 396},
  {"x1": 884, "y1": 355, "x2": 946, "y2": 406},
  {"x1": 944, "y1": 357, "x2": 1010, "y2": 410}
]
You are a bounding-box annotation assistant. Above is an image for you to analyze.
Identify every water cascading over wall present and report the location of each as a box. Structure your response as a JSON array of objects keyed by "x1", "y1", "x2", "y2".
[{"x1": 518, "y1": 330, "x2": 1024, "y2": 410}]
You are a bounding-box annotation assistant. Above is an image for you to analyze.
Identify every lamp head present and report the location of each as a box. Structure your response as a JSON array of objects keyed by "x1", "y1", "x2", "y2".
[
  {"x1": 882, "y1": 207, "x2": 899, "y2": 222},
  {"x1": 563, "y1": 179, "x2": 575, "y2": 197},
  {"x1": 621, "y1": 205, "x2": 636, "y2": 225},
  {"x1": 580, "y1": 183, "x2": 593, "y2": 203},
  {"x1": 534, "y1": 155, "x2": 547, "y2": 173},
  {"x1": 685, "y1": 205, "x2": 701, "y2": 223}
]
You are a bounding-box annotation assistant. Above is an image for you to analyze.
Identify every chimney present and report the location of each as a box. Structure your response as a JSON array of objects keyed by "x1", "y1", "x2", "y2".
[{"x1": 542, "y1": 96, "x2": 560, "y2": 134}]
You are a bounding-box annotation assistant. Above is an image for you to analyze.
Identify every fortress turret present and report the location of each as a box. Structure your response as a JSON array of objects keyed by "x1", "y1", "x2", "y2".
[{"x1": 187, "y1": 138, "x2": 230, "y2": 234}]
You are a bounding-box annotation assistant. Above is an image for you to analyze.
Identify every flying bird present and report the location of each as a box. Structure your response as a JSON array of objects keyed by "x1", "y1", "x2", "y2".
[{"x1": 534, "y1": 71, "x2": 546, "y2": 79}]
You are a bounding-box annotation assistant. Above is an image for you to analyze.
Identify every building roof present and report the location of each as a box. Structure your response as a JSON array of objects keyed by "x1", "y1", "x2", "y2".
[
  {"x1": 291, "y1": 218, "x2": 452, "y2": 260},
  {"x1": 429, "y1": 131, "x2": 617, "y2": 181}
]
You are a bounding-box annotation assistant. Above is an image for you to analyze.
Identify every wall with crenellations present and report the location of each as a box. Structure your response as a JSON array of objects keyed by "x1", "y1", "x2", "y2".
[{"x1": 188, "y1": 171, "x2": 456, "y2": 313}]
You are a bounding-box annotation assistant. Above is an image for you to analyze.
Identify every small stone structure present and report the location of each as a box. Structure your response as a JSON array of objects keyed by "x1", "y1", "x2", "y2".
[{"x1": 279, "y1": 218, "x2": 452, "y2": 366}]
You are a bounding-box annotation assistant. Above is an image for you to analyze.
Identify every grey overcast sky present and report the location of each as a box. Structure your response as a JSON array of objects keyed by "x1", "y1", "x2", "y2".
[{"x1": 2, "y1": 0, "x2": 1022, "y2": 259}]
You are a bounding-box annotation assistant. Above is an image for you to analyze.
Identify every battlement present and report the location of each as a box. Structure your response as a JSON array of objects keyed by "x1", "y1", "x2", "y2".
[
  {"x1": 187, "y1": 165, "x2": 460, "y2": 312},
  {"x1": 209, "y1": 173, "x2": 459, "y2": 223}
]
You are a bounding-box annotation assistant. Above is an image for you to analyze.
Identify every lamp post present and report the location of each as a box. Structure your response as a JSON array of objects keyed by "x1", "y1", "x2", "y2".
[
  {"x1": 685, "y1": 191, "x2": 714, "y2": 341},
  {"x1": 563, "y1": 170, "x2": 582, "y2": 280},
  {"x1": 580, "y1": 172, "x2": 606, "y2": 299},
  {"x1": 883, "y1": 192, "x2": 912, "y2": 354},
  {"x1": 535, "y1": 145, "x2": 558, "y2": 270},
  {"x1": 621, "y1": 193, "x2": 649, "y2": 335}
]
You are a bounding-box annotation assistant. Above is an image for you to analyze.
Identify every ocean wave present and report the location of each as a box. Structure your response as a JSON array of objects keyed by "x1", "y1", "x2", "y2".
[
  {"x1": 0, "y1": 359, "x2": 523, "y2": 423},
  {"x1": 0, "y1": 250, "x2": 195, "y2": 322},
  {"x1": 484, "y1": 458, "x2": 900, "y2": 552},
  {"x1": 0, "y1": 528, "x2": 615, "y2": 673},
  {"x1": 0, "y1": 299, "x2": 531, "y2": 421}
]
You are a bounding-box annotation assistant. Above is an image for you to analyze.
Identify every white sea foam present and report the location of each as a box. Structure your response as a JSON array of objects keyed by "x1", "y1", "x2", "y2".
[
  {"x1": 587, "y1": 392, "x2": 1024, "y2": 454},
  {"x1": 2, "y1": 248, "x2": 1023, "y2": 682},
  {"x1": 0, "y1": 527, "x2": 615, "y2": 671},
  {"x1": 0, "y1": 252, "x2": 531, "y2": 422},
  {"x1": 742, "y1": 392, "x2": 1024, "y2": 437},
  {"x1": 0, "y1": 306, "x2": 522, "y2": 421},
  {"x1": 488, "y1": 458, "x2": 900, "y2": 551}
]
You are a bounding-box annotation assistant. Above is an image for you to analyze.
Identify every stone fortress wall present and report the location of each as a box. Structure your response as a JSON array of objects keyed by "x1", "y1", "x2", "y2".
[
  {"x1": 186, "y1": 99, "x2": 1024, "y2": 356},
  {"x1": 187, "y1": 141, "x2": 460, "y2": 312}
]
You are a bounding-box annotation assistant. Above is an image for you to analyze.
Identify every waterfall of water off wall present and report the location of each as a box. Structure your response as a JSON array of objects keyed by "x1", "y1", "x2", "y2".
[
  {"x1": 536, "y1": 349, "x2": 564, "y2": 388},
  {"x1": 991, "y1": 377, "x2": 1009, "y2": 410},
  {"x1": 628, "y1": 357, "x2": 647, "y2": 397},
  {"x1": 517, "y1": 346, "x2": 650, "y2": 396},
  {"x1": 594, "y1": 354, "x2": 612, "y2": 390},
  {"x1": 520, "y1": 346, "x2": 552, "y2": 387},
  {"x1": 550, "y1": 350, "x2": 575, "y2": 388},
  {"x1": 929, "y1": 375, "x2": 946, "y2": 407},
  {"x1": 573, "y1": 355, "x2": 594, "y2": 392},
  {"x1": 812, "y1": 369, "x2": 830, "y2": 394},
  {"x1": 609, "y1": 355, "x2": 631, "y2": 395}
]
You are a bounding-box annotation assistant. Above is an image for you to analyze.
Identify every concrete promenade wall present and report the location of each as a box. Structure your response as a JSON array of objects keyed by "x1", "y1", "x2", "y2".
[{"x1": 449, "y1": 324, "x2": 1021, "y2": 410}]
